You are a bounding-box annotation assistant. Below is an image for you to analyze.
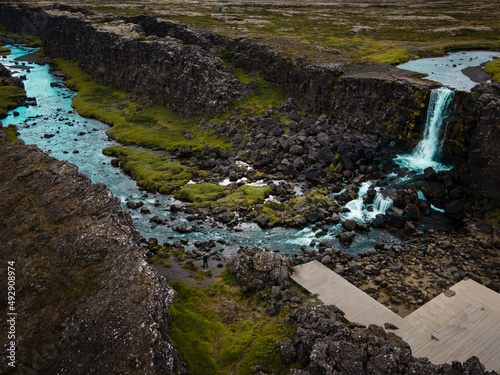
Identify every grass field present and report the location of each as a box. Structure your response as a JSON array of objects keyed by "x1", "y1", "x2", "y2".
[{"x1": 77, "y1": 0, "x2": 500, "y2": 65}]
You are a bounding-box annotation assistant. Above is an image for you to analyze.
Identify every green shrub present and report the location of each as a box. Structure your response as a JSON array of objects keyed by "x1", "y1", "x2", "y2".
[{"x1": 182, "y1": 261, "x2": 199, "y2": 271}]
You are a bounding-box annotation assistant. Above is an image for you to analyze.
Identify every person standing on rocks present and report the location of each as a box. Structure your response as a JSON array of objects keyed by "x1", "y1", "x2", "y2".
[
  {"x1": 422, "y1": 246, "x2": 428, "y2": 256},
  {"x1": 202, "y1": 254, "x2": 209, "y2": 269}
]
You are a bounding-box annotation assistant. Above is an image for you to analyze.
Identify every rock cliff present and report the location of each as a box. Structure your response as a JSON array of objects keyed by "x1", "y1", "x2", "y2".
[
  {"x1": 0, "y1": 4, "x2": 243, "y2": 118},
  {"x1": 0, "y1": 4, "x2": 435, "y2": 136},
  {"x1": 469, "y1": 83, "x2": 500, "y2": 197},
  {"x1": 0, "y1": 133, "x2": 187, "y2": 374},
  {"x1": 1, "y1": 3, "x2": 499, "y2": 197}
]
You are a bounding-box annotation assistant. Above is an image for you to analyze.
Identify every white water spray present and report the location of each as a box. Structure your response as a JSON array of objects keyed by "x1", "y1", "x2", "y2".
[
  {"x1": 342, "y1": 182, "x2": 393, "y2": 223},
  {"x1": 394, "y1": 87, "x2": 454, "y2": 173}
]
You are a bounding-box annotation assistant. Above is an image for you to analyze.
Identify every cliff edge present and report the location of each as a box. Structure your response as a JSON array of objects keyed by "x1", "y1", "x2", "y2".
[{"x1": 0, "y1": 132, "x2": 187, "y2": 374}]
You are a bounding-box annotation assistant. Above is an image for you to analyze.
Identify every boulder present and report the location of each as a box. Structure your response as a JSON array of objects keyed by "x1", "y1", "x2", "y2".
[
  {"x1": 283, "y1": 164, "x2": 298, "y2": 176},
  {"x1": 385, "y1": 207, "x2": 406, "y2": 228},
  {"x1": 321, "y1": 255, "x2": 332, "y2": 265},
  {"x1": 423, "y1": 166, "x2": 437, "y2": 180},
  {"x1": 331, "y1": 213, "x2": 341, "y2": 224},
  {"x1": 342, "y1": 219, "x2": 357, "y2": 231},
  {"x1": 229, "y1": 246, "x2": 292, "y2": 286},
  {"x1": 316, "y1": 146, "x2": 334, "y2": 163},
  {"x1": 371, "y1": 214, "x2": 385, "y2": 228},
  {"x1": 445, "y1": 200, "x2": 464, "y2": 216},
  {"x1": 339, "y1": 230, "x2": 356, "y2": 244},
  {"x1": 421, "y1": 181, "x2": 447, "y2": 199},
  {"x1": 404, "y1": 203, "x2": 420, "y2": 220}
]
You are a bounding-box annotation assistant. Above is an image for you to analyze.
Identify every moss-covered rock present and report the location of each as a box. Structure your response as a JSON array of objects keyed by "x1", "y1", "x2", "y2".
[
  {"x1": 213, "y1": 185, "x2": 271, "y2": 210},
  {"x1": 102, "y1": 145, "x2": 192, "y2": 193},
  {"x1": 174, "y1": 183, "x2": 227, "y2": 206},
  {"x1": 1, "y1": 124, "x2": 21, "y2": 142}
]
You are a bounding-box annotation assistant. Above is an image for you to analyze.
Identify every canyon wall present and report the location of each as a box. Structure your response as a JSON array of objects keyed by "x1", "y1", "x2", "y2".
[
  {"x1": 0, "y1": 133, "x2": 187, "y2": 374},
  {"x1": 469, "y1": 83, "x2": 500, "y2": 196},
  {"x1": 1, "y1": 3, "x2": 499, "y2": 197},
  {"x1": 0, "y1": 4, "x2": 243, "y2": 117}
]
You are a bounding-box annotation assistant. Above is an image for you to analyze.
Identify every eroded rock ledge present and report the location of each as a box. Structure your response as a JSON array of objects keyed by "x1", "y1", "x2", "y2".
[{"x1": 0, "y1": 132, "x2": 187, "y2": 374}]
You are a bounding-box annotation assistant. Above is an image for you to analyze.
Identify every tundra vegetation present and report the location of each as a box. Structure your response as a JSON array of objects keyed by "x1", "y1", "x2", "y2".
[
  {"x1": 169, "y1": 274, "x2": 297, "y2": 375},
  {"x1": 77, "y1": 0, "x2": 500, "y2": 65}
]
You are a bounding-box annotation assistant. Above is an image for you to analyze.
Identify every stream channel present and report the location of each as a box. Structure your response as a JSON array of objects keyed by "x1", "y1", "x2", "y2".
[{"x1": 2, "y1": 45, "x2": 499, "y2": 258}]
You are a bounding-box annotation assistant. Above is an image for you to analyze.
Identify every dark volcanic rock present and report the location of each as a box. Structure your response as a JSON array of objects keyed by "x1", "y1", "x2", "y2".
[
  {"x1": 0, "y1": 137, "x2": 187, "y2": 374},
  {"x1": 469, "y1": 83, "x2": 500, "y2": 197},
  {"x1": 287, "y1": 304, "x2": 495, "y2": 375},
  {"x1": 421, "y1": 181, "x2": 447, "y2": 199},
  {"x1": 0, "y1": 5, "x2": 243, "y2": 118},
  {"x1": 229, "y1": 246, "x2": 292, "y2": 286}
]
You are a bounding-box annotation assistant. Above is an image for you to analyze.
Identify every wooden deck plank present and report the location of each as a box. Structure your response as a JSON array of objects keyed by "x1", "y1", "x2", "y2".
[{"x1": 291, "y1": 261, "x2": 500, "y2": 372}]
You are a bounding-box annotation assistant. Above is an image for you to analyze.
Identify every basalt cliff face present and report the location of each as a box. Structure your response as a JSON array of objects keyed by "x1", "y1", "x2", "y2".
[
  {"x1": 0, "y1": 132, "x2": 187, "y2": 374},
  {"x1": 469, "y1": 83, "x2": 500, "y2": 195},
  {"x1": 0, "y1": 3, "x2": 434, "y2": 137},
  {"x1": 0, "y1": 4, "x2": 243, "y2": 118},
  {"x1": 0, "y1": 3, "x2": 499, "y2": 196}
]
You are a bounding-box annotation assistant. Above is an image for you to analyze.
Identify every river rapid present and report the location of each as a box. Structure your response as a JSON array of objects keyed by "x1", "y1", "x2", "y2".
[{"x1": 2, "y1": 45, "x2": 400, "y2": 258}]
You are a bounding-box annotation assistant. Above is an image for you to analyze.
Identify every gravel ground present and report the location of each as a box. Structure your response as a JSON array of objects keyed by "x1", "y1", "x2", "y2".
[{"x1": 154, "y1": 256, "x2": 230, "y2": 289}]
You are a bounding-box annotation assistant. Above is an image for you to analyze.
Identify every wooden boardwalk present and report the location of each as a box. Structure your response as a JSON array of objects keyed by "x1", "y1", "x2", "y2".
[{"x1": 291, "y1": 261, "x2": 500, "y2": 372}]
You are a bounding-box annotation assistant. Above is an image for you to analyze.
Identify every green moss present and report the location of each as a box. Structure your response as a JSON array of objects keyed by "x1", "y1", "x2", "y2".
[
  {"x1": 0, "y1": 46, "x2": 10, "y2": 55},
  {"x1": 174, "y1": 183, "x2": 228, "y2": 206},
  {"x1": 215, "y1": 68, "x2": 287, "y2": 123},
  {"x1": 182, "y1": 261, "x2": 199, "y2": 271},
  {"x1": 1, "y1": 125, "x2": 21, "y2": 142},
  {"x1": 50, "y1": 58, "x2": 230, "y2": 152},
  {"x1": 239, "y1": 322, "x2": 295, "y2": 375},
  {"x1": 220, "y1": 269, "x2": 236, "y2": 284},
  {"x1": 0, "y1": 78, "x2": 27, "y2": 118},
  {"x1": 169, "y1": 281, "x2": 295, "y2": 375},
  {"x1": 291, "y1": 189, "x2": 330, "y2": 209},
  {"x1": 191, "y1": 270, "x2": 213, "y2": 281},
  {"x1": 96, "y1": 16, "x2": 114, "y2": 24},
  {"x1": 365, "y1": 47, "x2": 418, "y2": 65},
  {"x1": 213, "y1": 185, "x2": 272, "y2": 210},
  {"x1": 102, "y1": 145, "x2": 192, "y2": 193},
  {"x1": 218, "y1": 46, "x2": 232, "y2": 64},
  {"x1": 485, "y1": 58, "x2": 500, "y2": 82}
]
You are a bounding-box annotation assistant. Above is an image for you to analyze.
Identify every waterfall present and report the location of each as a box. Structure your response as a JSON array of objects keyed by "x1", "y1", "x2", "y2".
[
  {"x1": 341, "y1": 182, "x2": 393, "y2": 223},
  {"x1": 373, "y1": 193, "x2": 393, "y2": 213},
  {"x1": 394, "y1": 87, "x2": 454, "y2": 173}
]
